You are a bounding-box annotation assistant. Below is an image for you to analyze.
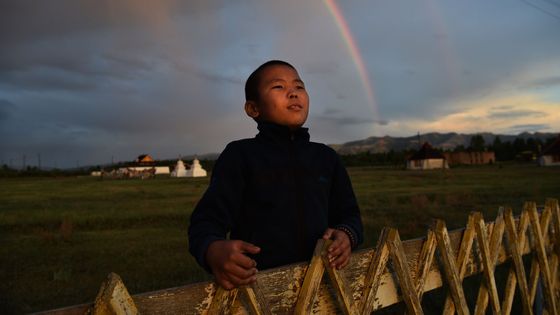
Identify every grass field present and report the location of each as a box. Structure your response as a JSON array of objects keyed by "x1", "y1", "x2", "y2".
[{"x1": 1, "y1": 164, "x2": 559, "y2": 313}]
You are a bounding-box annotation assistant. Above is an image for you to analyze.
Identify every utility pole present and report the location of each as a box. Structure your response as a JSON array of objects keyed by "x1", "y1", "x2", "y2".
[{"x1": 38, "y1": 153, "x2": 42, "y2": 170}]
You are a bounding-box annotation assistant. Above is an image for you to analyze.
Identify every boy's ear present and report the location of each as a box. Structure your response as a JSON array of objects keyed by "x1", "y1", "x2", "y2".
[{"x1": 244, "y1": 101, "x2": 260, "y2": 119}]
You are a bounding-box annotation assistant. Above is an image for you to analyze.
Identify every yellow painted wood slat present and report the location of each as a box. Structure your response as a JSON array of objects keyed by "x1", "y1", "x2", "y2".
[
  {"x1": 360, "y1": 227, "x2": 391, "y2": 315},
  {"x1": 472, "y1": 211, "x2": 502, "y2": 315},
  {"x1": 549, "y1": 255, "x2": 559, "y2": 299},
  {"x1": 294, "y1": 240, "x2": 327, "y2": 314},
  {"x1": 528, "y1": 203, "x2": 558, "y2": 315},
  {"x1": 414, "y1": 229, "x2": 437, "y2": 300},
  {"x1": 320, "y1": 239, "x2": 357, "y2": 315},
  {"x1": 546, "y1": 199, "x2": 560, "y2": 295},
  {"x1": 442, "y1": 214, "x2": 476, "y2": 315},
  {"x1": 435, "y1": 219, "x2": 471, "y2": 315},
  {"x1": 39, "y1": 199, "x2": 560, "y2": 315},
  {"x1": 90, "y1": 272, "x2": 139, "y2": 315},
  {"x1": 528, "y1": 204, "x2": 552, "y2": 305},
  {"x1": 386, "y1": 228, "x2": 424, "y2": 315},
  {"x1": 207, "y1": 286, "x2": 238, "y2": 315},
  {"x1": 241, "y1": 282, "x2": 272, "y2": 315},
  {"x1": 503, "y1": 208, "x2": 533, "y2": 315}
]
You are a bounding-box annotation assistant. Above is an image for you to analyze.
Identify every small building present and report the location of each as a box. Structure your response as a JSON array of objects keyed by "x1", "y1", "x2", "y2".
[
  {"x1": 407, "y1": 142, "x2": 449, "y2": 170},
  {"x1": 185, "y1": 158, "x2": 207, "y2": 177},
  {"x1": 539, "y1": 136, "x2": 560, "y2": 166},
  {"x1": 136, "y1": 154, "x2": 155, "y2": 164},
  {"x1": 124, "y1": 154, "x2": 169, "y2": 175},
  {"x1": 118, "y1": 166, "x2": 170, "y2": 175},
  {"x1": 443, "y1": 151, "x2": 495, "y2": 166}
]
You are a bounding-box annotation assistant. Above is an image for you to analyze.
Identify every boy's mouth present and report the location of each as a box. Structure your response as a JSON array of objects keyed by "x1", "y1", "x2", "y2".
[{"x1": 288, "y1": 104, "x2": 303, "y2": 111}]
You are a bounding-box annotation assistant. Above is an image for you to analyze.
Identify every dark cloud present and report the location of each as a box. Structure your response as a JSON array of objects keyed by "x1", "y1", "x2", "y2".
[
  {"x1": 318, "y1": 115, "x2": 389, "y2": 126},
  {"x1": 524, "y1": 76, "x2": 560, "y2": 89},
  {"x1": 358, "y1": 1, "x2": 560, "y2": 120},
  {"x1": 0, "y1": 99, "x2": 16, "y2": 122},
  {"x1": 0, "y1": 0, "x2": 559, "y2": 167},
  {"x1": 508, "y1": 123, "x2": 551, "y2": 133},
  {"x1": 488, "y1": 108, "x2": 547, "y2": 120}
]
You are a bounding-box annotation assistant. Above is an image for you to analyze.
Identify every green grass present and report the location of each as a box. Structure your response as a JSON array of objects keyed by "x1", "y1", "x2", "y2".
[{"x1": 1, "y1": 164, "x2": 559, "y2": 313}]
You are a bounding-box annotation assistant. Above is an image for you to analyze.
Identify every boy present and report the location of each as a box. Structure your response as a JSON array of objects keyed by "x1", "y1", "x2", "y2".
[{"x1": 188, "y1": 60, "x2": 363, "y2": 290}]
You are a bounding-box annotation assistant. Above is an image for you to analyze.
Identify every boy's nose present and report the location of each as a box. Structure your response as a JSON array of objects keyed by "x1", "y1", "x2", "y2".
[{"x1": 288, "y1": 88, "x2": 298, "y2": 98}]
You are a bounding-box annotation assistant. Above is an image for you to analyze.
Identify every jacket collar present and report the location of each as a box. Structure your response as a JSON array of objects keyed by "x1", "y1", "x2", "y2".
[{"x1": 256, "y1": 121, "x2": 310, "y2": 144}]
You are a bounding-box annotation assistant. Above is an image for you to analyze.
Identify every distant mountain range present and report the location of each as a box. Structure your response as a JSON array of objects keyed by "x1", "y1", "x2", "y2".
[{"x1": 330, "y1": 132, "x2": 559, "y2": 155}]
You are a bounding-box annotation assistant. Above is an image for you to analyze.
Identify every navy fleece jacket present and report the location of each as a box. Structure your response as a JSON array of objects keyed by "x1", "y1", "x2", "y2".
[{"x1": 188, "y1": 122, "x2": 363, "y2": 271}]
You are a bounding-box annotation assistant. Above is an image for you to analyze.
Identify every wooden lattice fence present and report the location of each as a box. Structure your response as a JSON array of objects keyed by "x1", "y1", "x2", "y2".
[{"x1": 38, "y1": 199, "x2": 560, "y2": 315}]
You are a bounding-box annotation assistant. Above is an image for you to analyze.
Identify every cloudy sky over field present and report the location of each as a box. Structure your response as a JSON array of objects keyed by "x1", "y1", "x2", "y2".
[{"x1": 1, "y1": 0, "x2": 559, "y2": 168}]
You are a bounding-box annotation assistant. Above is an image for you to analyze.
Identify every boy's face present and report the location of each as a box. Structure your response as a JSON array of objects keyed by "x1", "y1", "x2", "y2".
[{"x1": 245, "y1": 65, "x2": 309, "y2": 130}]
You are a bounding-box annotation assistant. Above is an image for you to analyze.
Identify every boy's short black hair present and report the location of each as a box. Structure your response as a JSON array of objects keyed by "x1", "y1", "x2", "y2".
[{"x1": 244, "y1": 60, "x2": 296, "y2": 102}]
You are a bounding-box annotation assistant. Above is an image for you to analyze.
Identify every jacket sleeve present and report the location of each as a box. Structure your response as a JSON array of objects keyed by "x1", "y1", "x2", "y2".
[
  {"x1": 188, "y1": 143, "x2": 245, "y2": 272},
  {"x1": 328, "y1": 152, "x2": 364, "y2": 249}
]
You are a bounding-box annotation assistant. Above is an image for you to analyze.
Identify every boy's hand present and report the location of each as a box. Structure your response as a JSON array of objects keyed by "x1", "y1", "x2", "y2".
[
  {"x1": 322, "y1": 228, "x2": 351, "y2": 270},
  {"x1": 205, "y1": 240, "x2": 261, "y2": 290}
]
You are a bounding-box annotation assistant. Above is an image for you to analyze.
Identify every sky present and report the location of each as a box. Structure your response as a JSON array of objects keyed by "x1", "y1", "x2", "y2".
[{"x1": 1, "y1": 0, "x2": 559, "y2": 168}]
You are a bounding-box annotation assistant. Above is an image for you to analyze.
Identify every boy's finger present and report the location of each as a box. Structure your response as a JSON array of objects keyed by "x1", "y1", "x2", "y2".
[
  {"x1": 226, "y1": 270, "x2": 258, "y2": 287},
  {"x1": 331, "y1": 252, "x2": 350, "y2": 269},
  {"x1": 226, "y1": 263, "x2": 258, "y2": 280},
  {"x1": 322, "y1": 228, "x2": 335, "y2": 240},
  {"x1": 239, "y1": 241, "x2": 261, "y2": 254},
  {"x1": 218, "y1": 278, "x2": 236, "y2": 290},
  {"x1": 327, "y1": 237, "x2": 343, "y2": 253},
  {"x1": 327, "y1": 244, "x2": 343, "y2": 259},
  {"x1": 233, "y1": 252, "x2": 258, "y2": 269}
]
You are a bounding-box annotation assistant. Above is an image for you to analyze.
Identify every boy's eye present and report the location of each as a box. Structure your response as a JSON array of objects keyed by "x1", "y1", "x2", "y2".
[
  {"x1": 296, "y1": 85, "x2": 305, "y2": 90},
  {"x1": 272, "y1": 85, "x2": 283, "y2": 89}
]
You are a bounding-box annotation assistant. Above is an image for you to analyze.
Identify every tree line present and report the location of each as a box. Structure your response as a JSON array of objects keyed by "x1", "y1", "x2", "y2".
[
  {"x1": 340, "y1": 135, "x2": 558, "y2": 167},
  {"x1": 460, "y1": 135, "x2": 557, "y2": 161}
]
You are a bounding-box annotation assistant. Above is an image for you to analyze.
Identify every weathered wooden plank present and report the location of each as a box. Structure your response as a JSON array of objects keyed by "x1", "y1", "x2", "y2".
[
  {"x1": 435, "y1": 219, "x2": 471, "y2": 315},
  {"x1": 528, "y1": 204, "x2": 552, "y2": 305},
  {"x1": 294, "y1": 239, "x2": 327, "y2": 314},
  {"x1": 472, "y1": 211, "x2": 502, "y2": 315},
  {"x1": 414, "y1": 229, "x2": 437, "y2": 300},
  {"x1": 442, "y1": 213, "x2": 476, "y2": 315},
  {"x1": 207, "y1": 286, "x2": 238, "y2": 315},
  {"x1": 386, "y1": 228, "x2": 424, "y2": 315},
  {"x1": 241, "y1": 282, "x2": 272, "y2": 315},
  {"x1": 504, "y1": 208, "x2": 533, "y2": 315},
  {"x1": 360, "y1": 227, "x2": 391, "y2": 315},
  {"x1": 487, "y1": 211, "x2": 505, "y2": 308},
  {"x1": 528, "y1": 203, "x2": 559, "y2": 315},
  {"x1": 37, "y1": 205, "x2": 559, "y2": 315},
  {"x1": 320, "y1": 240, "x2": 357, "y2": 315},
  {"x1": 90, "y1": 272, "x2": 139, "y2": 315},
  {"x1": 549, "y1": 255, "x2": 559, "y2": 298},
  {"x1": 547, "y1": 199, "x2": 560, "y2": 294}
]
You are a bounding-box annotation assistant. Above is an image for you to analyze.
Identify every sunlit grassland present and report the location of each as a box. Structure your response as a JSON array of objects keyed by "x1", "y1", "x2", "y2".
[{"x1": 1, "y1": 164, "x2": 559, "y2": 313}]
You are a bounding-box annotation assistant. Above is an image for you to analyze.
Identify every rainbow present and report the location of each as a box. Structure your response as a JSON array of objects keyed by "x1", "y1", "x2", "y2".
[{"x1": 323, "y1": 0, "x2": 379, "y2": 118}]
